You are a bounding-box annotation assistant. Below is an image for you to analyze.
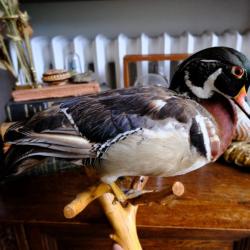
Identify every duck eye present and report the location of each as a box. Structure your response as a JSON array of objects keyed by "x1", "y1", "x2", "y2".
[{"x1": 231, "y1": 66, "x2": 244, "y2": 79}]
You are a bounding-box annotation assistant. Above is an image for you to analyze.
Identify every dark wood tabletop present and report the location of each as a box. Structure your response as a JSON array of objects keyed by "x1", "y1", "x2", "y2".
[{"x1": 0, "y1": 161, "x2": 250, "y2": 250}]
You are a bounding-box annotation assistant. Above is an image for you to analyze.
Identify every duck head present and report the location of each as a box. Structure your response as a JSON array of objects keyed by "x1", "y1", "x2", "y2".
[{"x1": 170, "y1": 47, "x2": 250, "y2": 118}]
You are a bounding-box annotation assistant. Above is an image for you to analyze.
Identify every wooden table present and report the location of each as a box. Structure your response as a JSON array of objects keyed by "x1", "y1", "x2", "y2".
[{"x1": 0, "y1": 161, "x2": 250, "y2": 250}]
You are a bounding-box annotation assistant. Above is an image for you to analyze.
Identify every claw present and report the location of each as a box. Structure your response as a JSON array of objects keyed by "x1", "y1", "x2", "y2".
[
  {"x1": 109, "y1": 182, "x2": 128, "y2": 203},
  {"x1": 125, "y1": 189, "x2": 154, "y2": 199}
]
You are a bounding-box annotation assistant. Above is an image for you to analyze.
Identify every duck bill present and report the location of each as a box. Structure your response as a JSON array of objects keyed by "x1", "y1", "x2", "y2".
[{"x1": 233, "y1": 86, "x2": 250, "y2": 118}]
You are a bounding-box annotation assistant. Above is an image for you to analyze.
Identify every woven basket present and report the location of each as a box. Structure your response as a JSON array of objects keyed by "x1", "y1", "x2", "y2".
[{"x1": 223, "y1": 141, "x2": 250, "y2": 167}]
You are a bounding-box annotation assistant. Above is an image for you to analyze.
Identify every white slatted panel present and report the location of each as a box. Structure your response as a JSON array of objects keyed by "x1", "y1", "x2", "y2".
[
  {"x1": 159, "y1": 33, "x2": 172, "y2": 80},
  {"x1": 73, "y1": 36, "x2": 91, "y2": 73},
  {"x1": 136, "y1": 34, "x2": 149, "y2": 83},
  {"x1": 51, "y1": 36, "x2": 69, "y2": 70},
  {"x1": 23, "y1": 31, "x2": 250, "y2": 87},
  {"x1": 92, "y1": 34, "x2": 110, "y2": 84},
  {"x1": 9, "y1": 42, "x2": 18, "y2": 76},
  {"x1": 31, "y1": 36, "x2": 51, "y2": 82},
  {"x1": 114, "y1": 34, "x2": 128, "y2": 88}
]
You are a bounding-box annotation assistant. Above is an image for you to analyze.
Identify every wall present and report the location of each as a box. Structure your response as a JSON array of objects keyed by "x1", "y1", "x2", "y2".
[
  {"x1": 0, "y1": 71, "x2": 14, "y2": 123},
  {"x1": 21, "y1": 0, "x2": 250, "y2": 38}
]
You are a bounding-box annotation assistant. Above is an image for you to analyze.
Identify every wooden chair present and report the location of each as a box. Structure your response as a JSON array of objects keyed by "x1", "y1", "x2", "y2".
[{"x1": 123, "y1": 53, "x2": 189, "y2": 87}]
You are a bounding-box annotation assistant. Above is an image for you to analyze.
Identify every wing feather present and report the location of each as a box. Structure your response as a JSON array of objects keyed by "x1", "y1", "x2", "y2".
[{"x1": 3, "y1": 86, "x2": 209, "y2": 179}]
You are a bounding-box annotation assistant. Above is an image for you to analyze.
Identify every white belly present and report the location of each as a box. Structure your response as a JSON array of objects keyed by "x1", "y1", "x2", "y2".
[{"x1": 98, "y1": 127, "x2": 208, "y2": 184}]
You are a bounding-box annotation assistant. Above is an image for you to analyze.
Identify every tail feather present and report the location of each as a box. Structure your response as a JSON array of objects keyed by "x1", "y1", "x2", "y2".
[
  {"x1": 1, "y1": 122, "x2": 96, "y2": 181},
  {"x1": 10, "y1": 131, "x2": 92, "y2": 150},
  {"x1": 2, "y1": 145, "x2": 85, "y2": 180}
]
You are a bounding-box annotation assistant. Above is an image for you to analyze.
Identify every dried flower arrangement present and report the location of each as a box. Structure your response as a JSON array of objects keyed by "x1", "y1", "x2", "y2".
[{"x1": 0, "y1": 0, "x2": 38, "y2": 88}]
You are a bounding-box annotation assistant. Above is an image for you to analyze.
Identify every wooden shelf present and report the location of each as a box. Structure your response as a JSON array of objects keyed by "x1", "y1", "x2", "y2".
[{"x1": 12, "y1": 82, "x2": 100, "y2": 102}]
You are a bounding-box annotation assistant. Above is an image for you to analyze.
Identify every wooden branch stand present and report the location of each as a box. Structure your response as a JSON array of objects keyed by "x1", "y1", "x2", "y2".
[
  {"x1": 63, "y1": 177, "x2": 185, "y2": 250},
  {"x1": 100, "y1": 193, "x2": 141, "y2": 250}
]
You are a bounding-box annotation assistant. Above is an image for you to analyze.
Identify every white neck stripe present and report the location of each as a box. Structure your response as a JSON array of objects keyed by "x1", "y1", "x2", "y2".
[
  {"x1": 200, "y1": 59, "x2": 219, "y2": 63},
  {"x1": 185, "y1": 68, "x2": 222, "y2": 99}
]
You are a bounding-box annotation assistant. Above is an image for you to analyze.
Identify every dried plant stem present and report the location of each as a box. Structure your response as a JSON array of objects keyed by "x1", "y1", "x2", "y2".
[
  {"x1": 23, "y1": 26, "x2": 37, "y2": 87},
  {"x1": 0, "y1": 0, "x2": 38, "y2": 87},
  {"x1": 7, "y1": 18, "x2": 32, "y2": 85},
  {"x1": 0, "y1": 0, "x2": 8, "y2": 13},
  {"x1": 0, "y1": 35, "x2": 16, "y2": 76}
]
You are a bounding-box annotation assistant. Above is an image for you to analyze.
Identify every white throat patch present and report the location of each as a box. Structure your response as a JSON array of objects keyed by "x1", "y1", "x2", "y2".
[{"x1": 184, "y1": 68, "x2": 222, "y2": 99}]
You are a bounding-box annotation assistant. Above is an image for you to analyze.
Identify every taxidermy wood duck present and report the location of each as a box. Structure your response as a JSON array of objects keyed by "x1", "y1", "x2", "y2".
[{"x1": 2, "y1": 47, "x2": 250, "y2": 201}]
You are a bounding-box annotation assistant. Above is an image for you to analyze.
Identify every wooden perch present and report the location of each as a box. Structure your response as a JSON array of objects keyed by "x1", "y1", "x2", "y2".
[
  {"x1": 64, "y1": 182, "x2": 111, "y2": 219},
  {"x1": 132, "y1": 181, "x2": 185, "y2": 206},
  {"x1": 63, "y1": 177, "x2": 185, "y2": 250}
]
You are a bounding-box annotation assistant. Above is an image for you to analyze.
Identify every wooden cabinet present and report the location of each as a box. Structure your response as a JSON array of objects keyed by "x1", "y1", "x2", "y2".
[{"x1": 1, "y1": 162, "x2": 250, "y2": 249}]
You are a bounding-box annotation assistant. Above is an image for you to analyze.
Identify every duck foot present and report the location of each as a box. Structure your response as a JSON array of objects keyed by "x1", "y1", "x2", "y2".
[
  {"x1": 125, "y1": 189, "x2": 154, "y2": 199},
  {"x1": 130, "y1": 181, "x2": 185, "y2": 206},
  {"x1": 109, "y1": 182, "x2": 128, "y2": 203}
]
